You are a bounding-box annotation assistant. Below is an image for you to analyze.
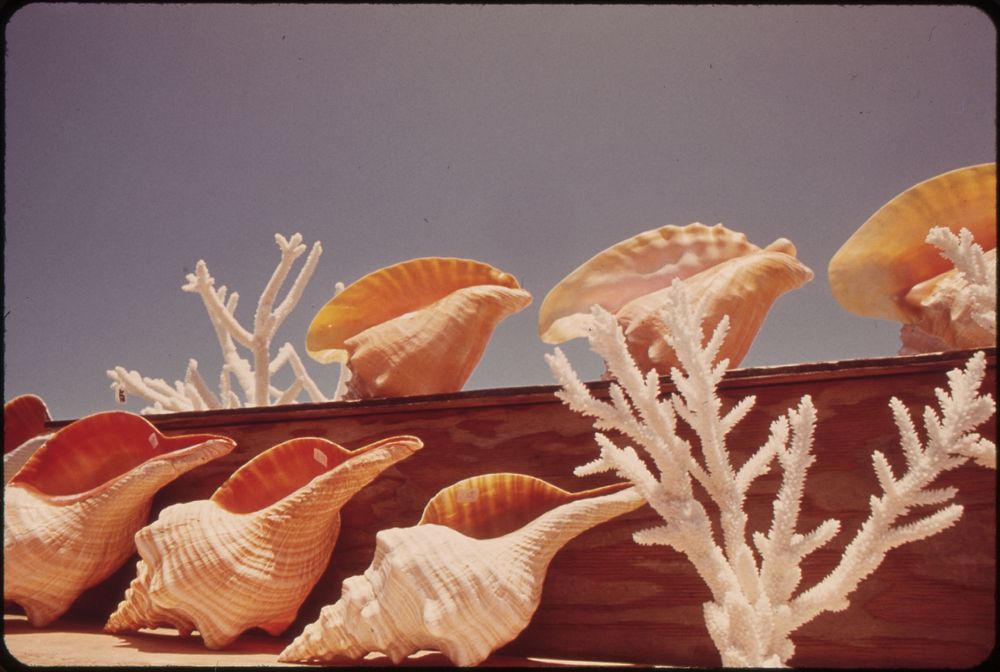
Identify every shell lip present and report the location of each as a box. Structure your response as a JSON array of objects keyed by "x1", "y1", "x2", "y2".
[
  {"x1": 7, "y1": 410, "x2": 236, "y2": 499},
  {"x1": 210, "y1": 434, "x2": 423, "y2": 514},
  {"x1": 306, "y1": 256, "x2": 523, "y2": 364},
  {"x1": 418, "y1": 472, "x2": 633, "y2": 539}
]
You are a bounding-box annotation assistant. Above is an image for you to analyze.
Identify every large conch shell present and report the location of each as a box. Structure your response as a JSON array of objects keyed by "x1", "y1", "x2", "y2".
[
  {"x1": 104, "y1": 434, "x2": 423, "y2": 649},
  {"x1": 3, "y1": 411, "x2": 236, "y2": 626},
  {"x1": 828, "y1": 163, "x2": 996, "y2": 353},
  {"x1": 4, "y1": 394, "x2": 53, "y2": 483},
  {"x1": 305, "y1": 257, "x2": 532, "y2": 399},
  {"x1": 279, "y1": 473, "x2": 643, "y2": 666},
  {"x1": 538, "y1": 223, "x2": 813, "y2": 373}
]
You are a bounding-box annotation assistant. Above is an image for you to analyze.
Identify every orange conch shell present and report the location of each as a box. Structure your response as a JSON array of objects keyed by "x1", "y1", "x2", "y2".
[
  {"x1": 279, "y1": 473, "x2": 642, "y2": 666},
  {"x1": 306, "y1": 257, "x2": 532, "y2": 399},
  {"x1": 105, "y1": 435, "x2": 423, "y2": 649},
  {"x1": 539, "y1": 223, "x2": 813, "y2": 373},
  {"x1": 828, "y1": 163, "x2": 996, "y2": 352},
  {"x1": 3, "y1": 411, "x2": 236, "y2": 626}
]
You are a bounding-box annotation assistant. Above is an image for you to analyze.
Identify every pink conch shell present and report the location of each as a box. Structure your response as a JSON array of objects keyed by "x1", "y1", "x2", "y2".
[
  {"x1": 104, "y1": 435, "x2": 423, "y2": 649},
  {"x1": 539, "y1": 223, "x2": 813, "y2": 372},
  {"x1": 4, "y1": 394, "x2": 50, "y2": 454},
  {"x1": 278, "y1": 473, "x2": 642, "y2": 666},
  {"x1": 828, "y1": 163, "x2": 996, "y2": 352},
  {"x1": 3, "y1": 411, "x2": 236, "y2": 626},
  {"x1": 306, "y1": 257, "x2": 532, "y2": 399}
]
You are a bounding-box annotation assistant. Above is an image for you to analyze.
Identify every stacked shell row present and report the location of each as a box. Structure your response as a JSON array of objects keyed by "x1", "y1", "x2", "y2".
[
  {"x1": 298, "y1": 162, "x2": 993, "y2": 401},
  {"x1": 3, "y1": 409, "x2": 640, "y2": 665}
]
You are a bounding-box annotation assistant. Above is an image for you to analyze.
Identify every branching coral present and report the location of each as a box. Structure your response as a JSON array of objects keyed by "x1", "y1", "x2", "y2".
[
  {"x1": 546, "y1": 279, "x2": 995, "y2": 667},
  {"x1": 925, "y1": 226, "x2": 997, "y2": 335},
  {"x1": 108, "y1": 233, "x2": 331, "y2": 413}
]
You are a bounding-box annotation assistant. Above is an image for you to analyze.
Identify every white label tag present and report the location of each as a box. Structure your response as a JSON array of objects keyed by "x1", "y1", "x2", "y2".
[
  {"x1": 313, "y1": 447, "x2": 328, "y2": 468},
  {"x1": 457, "y1": 487, "x2": 479, "y2": 504}
]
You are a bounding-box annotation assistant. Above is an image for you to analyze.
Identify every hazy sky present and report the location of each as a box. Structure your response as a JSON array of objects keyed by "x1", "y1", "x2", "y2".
[{"x1": 3, "y1": 4, "x2": 995, "y2": 421}]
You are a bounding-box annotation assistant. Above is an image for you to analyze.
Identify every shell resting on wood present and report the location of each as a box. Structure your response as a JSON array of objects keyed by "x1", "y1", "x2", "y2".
[
  {"x1": 279, "y1": 473, "x2": 643, "y2": 666},
  {"x1": 104, "y1": 435, "x2": 423, "y2": 649},
  {"x1": 3, "y1": 411, "x2": 236, "y2": 626},
  {"x1": 828, "y1": 162, "x2": 996, "y2": 353},
  {"x1": 539, "y1": 223, "x2": 813, "y2": 373},
  {"x1": 306, "y1": 257, "x2": 532, "y2": 399}
]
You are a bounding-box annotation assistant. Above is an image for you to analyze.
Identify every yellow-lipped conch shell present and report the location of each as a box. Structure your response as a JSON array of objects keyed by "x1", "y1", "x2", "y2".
[
  {"x1": 4, "y1": 394, "x2": 53, "y2": 483},
  {"x1": 278, "y1": 473, "x2": 643, "y2": 666},
  {"x1": 538, "y1": 223, "x2": 813, "y2": 373},
  {"x1": 828, "y1": 163, "x2": 996, "y2": 353},
  {"x1": 3, "y1": 411, "x2": 236, "y2": 627},
  {"x1": 305, "y1": 257, "x2": 532, "y2": 399},
  {"x1": 104, "y1": 434, "x2": 423, "y2": 649}
]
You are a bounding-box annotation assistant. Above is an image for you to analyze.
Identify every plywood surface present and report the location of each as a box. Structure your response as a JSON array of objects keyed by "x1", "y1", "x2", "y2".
[{"x1": 6, "y1": 349, "x2": 996, "y2": 668}]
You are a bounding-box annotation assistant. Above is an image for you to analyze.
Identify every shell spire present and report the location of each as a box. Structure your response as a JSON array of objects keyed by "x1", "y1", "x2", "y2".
[
  {"x1": 279, "y1": 474, "x2": 642, "y2": 666},
  {"x1": 3, "y1": 411, "x2": 235, "y2": 626},
  {"x1": 105, "y1": 434, "x2": 423, "y2": 649}
]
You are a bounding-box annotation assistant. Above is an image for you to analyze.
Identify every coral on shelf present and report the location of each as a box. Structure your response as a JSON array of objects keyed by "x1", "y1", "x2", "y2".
[
  {"x1": 538, "y1": 223, "x2": 812, "y2": 376},
  {"x1": 305, "y1": 257, "x2": 532, "y2": 399},
  {"x1": 107, "y1": 233, "x2": 328, "y2": 414},
  {"x1": 546, "y1": 279, "x2": 995, "y2": 667},
  {"x1": 278, "y1": 473, "x2": 642, "y2": 666},
  {"x1": 828, "y1": 162, "x2": 996, "y2": 354}
]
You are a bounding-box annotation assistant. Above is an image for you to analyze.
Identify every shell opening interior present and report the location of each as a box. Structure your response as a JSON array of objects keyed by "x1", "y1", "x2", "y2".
[
  {"x1": 210, "y1": 437, "x2": 353, "y2": 513},
  {"x1": 418, "y1": 473, "x2": 631, "y2": 539},
  {"x1": 8, "y1": 412, "x2": 216, "y2": 497}
]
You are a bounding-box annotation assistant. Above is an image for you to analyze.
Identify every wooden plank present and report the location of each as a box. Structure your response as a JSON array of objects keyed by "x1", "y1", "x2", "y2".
[{"x1": 10, "y1": 348, "x2": 996, "y2": 667}]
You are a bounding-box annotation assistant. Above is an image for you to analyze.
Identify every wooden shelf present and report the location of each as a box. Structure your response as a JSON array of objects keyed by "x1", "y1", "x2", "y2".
[
  {"x1": 2, "y1": 615, "x2": 646, "y2": 668},
  {"x1": 6, "y1": 349, "x2": 996, "y2": 667}
]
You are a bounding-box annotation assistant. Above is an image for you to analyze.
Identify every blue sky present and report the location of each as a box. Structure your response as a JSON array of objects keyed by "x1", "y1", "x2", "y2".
[{"x1": 3, "y1": 4, "x2": 995, "y2": 420}]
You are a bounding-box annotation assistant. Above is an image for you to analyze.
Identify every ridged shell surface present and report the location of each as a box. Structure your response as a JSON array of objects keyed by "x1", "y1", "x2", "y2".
[
  {"x1": 307, "y1": 257, "x2": 531, "y2": 399},
  {"x1": 279, "y1": 474, "x2": 641, "y2": 666},
  {"x1": 616, "y1": 240, "x2": 814, "y2": 372},
  {"x1": 4, "y1": 394, "x2": 50, "y2": 454},
  {"x1": 104, "y1": 435, "x2": 423, "y2": 649},
  {"x1": 828, "y1": 163, "x2": 996, "y2": 324},
  {"x1": 3, "y1": 411, "x2": 236, "y2": 626},
  {"x1": 539, "y1": 223, "x2": 762, "y2": 344}
]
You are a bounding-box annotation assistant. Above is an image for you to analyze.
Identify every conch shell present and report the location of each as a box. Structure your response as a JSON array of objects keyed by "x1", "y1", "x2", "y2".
[
  {"x1": 4, "y1": 394, "x2": 53, "y2": 483},
  {"x1": 3, "y1": 411, "x2": 236, "y2": 626},
  {"x1": 305, "y1": 257, "x2": 532, "y2": 399},
  {"x1": 538, "y1": 223, "x2": 813, "y2": 373},
  {"x1": 828, "y1": 163, "x2": 996, "y2": 353},
  {"x1": 279, "y1": 473, "x2": 643, "y2": 666},
  {"x1": 104, "y1": 434, "x2": 423, "y2": 649}
]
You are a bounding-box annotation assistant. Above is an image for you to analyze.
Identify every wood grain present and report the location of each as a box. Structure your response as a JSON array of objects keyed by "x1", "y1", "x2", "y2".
[{"x1": 11, "y1": 349, "x2": 995, "y2": 667}]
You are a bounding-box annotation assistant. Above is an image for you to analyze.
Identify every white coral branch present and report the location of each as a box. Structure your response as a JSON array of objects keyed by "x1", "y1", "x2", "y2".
[
  {"x1": 549, "y1": 276, "x2": 995, "y2": 667},
  {"x1": 108, "y1": 233, "x2": 335, "y2": 413},
  {"x1": 925, "y1": 226, "x2": 997, "y2": 335}
]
